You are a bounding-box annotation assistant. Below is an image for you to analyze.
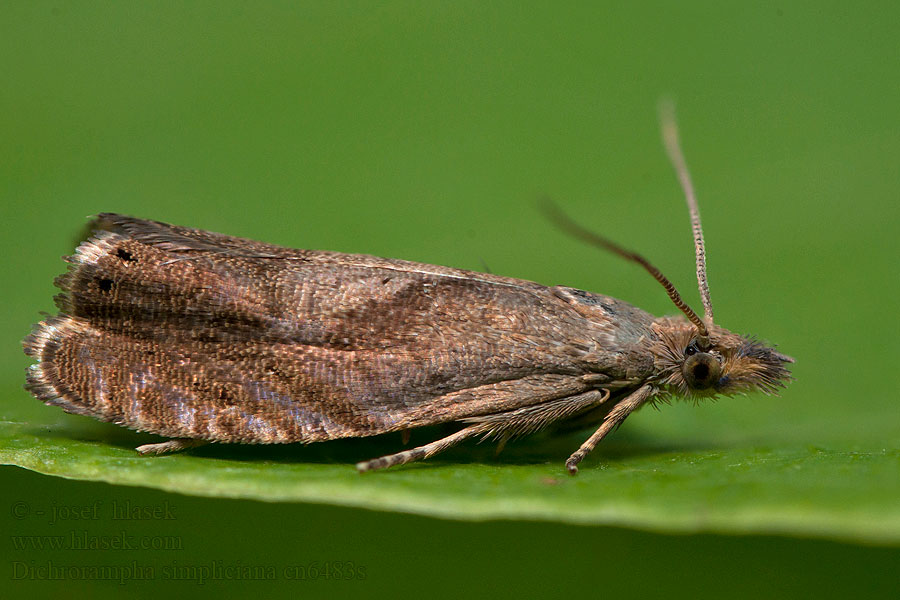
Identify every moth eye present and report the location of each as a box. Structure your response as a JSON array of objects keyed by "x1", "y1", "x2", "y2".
[
  {"x1": 684, "y1": 344, "x2": 699, "y2": 357},
  {"x1": 682, "y1": 353, "x2": 721, "y2": 390}
]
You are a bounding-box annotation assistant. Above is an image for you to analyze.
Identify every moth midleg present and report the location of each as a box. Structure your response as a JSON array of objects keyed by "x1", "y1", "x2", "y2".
[
  {"x1": 357, "y1": 388, "x2": 610, "y2": 472},
  {"x1": 136, "y1": 438, "x2": 208, "y2": 455},
  {"x1": 565, "y1": 384, "x2": 654, "y2": 474}
]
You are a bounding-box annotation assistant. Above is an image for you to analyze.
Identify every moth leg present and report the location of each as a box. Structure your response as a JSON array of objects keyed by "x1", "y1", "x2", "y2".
[
  {"x1": 565, "y1": 385, "x2": 654, "y2": 475},
  {"x1": 136, "y1": 438, "x2": 208, "y2": 455},
  {"x1": 494, "y1": 434, "x2": 510, "y2": 456},
  {"x1": 358, "y1": 389, "x2": 610, "y2": 472},
  {"x1": 356, "y1": 423, "x2": 490, "y2": 472},
  {"x1": 400, "y1": 429, "x2": 411, "y2": 445}
]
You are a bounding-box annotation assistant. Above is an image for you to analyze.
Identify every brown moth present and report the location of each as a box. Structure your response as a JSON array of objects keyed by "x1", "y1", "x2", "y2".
[{"x1": 23, "y1": 105, "x2": 793, "y2": 474}]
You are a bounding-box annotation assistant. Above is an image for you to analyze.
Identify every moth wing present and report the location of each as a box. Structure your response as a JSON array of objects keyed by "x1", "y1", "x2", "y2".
[
  {"x1": 25, "y1": 315, "x2": 594, "y2": 442},
  {"x1": 25, "y1": 214, "x2": 650, "y2": 442}
]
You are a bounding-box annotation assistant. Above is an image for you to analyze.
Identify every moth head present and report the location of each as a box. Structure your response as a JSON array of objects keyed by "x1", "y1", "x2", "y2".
[
  {"x1": 652, "y1": 319, "x2": 794, "y2": 398},
  {"x1": 543, "y1": 101, "x2": 794, "y2": 400}
]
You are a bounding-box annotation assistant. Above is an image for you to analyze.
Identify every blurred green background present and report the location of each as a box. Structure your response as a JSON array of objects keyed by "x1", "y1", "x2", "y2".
[{"x1": 1, "y1": 2, "x2": 897, "y2": 598}]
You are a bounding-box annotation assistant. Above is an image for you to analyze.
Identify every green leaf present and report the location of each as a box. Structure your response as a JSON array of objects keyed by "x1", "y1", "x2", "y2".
[{"x1": 1, "y1": 408, "x2": 897, "y2": 545}]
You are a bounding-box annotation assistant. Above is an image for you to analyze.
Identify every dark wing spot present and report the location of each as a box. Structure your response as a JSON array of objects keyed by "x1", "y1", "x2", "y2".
[
  {"x1": 598, "y1": 301, "x2": 617, "y2": 315},
  {"x1": 566, "y1": 288, "x2": 599, "y2": 304},
  {"x1": 115, "y1": 248, "x2": 137, "y2": 262},
  {"x1": 555, "y1": 287, "x2": 619, "y2": 315}
]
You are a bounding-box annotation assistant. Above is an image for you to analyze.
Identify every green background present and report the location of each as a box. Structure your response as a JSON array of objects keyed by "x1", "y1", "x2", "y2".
[{"x1": 1, "y1": 2, "x2": 897, "y2": 598}]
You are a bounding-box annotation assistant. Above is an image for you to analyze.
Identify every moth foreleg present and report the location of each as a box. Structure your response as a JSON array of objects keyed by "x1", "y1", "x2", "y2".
[
  {"x1": 357, "y1": 388, "x2": 610, "y2": 472},
  {"x1": 565, "y1": 384, "x2": 654, "y2": 475},
  {"x1": 136, "y1": 438, "x2": 208, "y2": 455}
]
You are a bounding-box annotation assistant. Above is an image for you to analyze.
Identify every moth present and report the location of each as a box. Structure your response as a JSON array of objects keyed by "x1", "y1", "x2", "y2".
[{"x1": 23, "y1": 105, "x2": 793, "y2": 474}]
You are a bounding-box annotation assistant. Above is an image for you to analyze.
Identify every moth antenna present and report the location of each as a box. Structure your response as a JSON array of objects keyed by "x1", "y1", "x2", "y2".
[
  {"x1": 659, "y1": 99, "x2": 714, "y2": 329},
  {"x1": 540, "y1": 198, "x2": 709, "y2": 339}
]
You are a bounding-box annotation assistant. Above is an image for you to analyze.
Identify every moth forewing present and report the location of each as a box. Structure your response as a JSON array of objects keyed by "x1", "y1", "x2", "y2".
[{"x1": 22, "y1": 106, "x2": 792, "y2": 474}]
